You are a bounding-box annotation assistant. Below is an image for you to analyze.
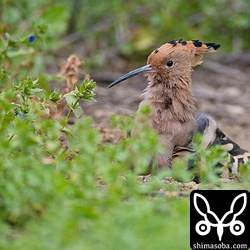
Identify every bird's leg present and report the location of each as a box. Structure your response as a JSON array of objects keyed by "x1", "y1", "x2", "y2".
[{"x1": 212, "y1": 128, "x2": 250, "y2": 174}]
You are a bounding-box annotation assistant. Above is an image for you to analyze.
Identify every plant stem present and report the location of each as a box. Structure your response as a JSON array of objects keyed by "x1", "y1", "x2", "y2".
[{"x1": 62, "y1": 97, "x2": 80, "y2": 130}]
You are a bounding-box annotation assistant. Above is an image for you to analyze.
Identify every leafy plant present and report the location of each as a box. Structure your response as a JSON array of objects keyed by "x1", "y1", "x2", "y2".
[
  {"x1": 0, "y1": 2, "x2": 250, "y2": 250},
  {"x1": 63, "y1": 79, "x2": 96, "y2": 122}
]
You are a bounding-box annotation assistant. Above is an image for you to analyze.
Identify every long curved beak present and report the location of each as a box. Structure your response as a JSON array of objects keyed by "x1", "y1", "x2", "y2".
[{"x1": 108, "y1": 64, "x2": 154, "y2": 88}]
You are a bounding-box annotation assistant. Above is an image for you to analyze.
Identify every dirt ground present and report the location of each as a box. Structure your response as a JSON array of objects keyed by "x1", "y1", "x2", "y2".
[{"x1": 81, "y1": 52, "x2": 250, "y2": 151}]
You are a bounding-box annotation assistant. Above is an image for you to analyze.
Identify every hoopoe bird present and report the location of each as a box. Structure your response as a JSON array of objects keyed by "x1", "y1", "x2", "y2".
[{"x1": 108, "y1": 39, "x2": 249, "y2": 174}]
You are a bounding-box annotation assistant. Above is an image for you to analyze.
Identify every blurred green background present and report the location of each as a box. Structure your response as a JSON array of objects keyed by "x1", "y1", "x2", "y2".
[
  {"x1": 2, "y1": 0, "x2": 250, "y2": 70},
  {"x1": 1, "y1": 2, "x2": 250, "y2": 249}
]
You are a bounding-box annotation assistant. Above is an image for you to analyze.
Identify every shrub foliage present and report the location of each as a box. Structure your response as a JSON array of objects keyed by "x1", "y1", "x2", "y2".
[{"x1": 0, "y1": 2, "x2": 250, "y2": 249}]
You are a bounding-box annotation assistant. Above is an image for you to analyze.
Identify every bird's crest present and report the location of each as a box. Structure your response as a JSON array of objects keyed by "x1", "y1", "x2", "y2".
[
  {"x1": 108, "y1": 39, "x2": 220, "y2": 88},
  {"x1": 148, "y1": 39, "x2": 220, "y2": 68}
]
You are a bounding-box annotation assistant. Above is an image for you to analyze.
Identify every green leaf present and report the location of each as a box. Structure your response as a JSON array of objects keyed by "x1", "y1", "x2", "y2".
[
  {"x1": 2, "y1": 111, "x2": 15, "y2": 129},
  {"x1": 7, "y1": 49, "x2": 35, "y2": 58},
  {"x1": 34, "y1": 22, "x2": 48, "y2": 35},
  {"x1": 30, "y1": 88, "x2": 47, "y2": 100},
  {"x1": 0, "y1": 69, "x2": 7, "y2": 80},
  {"x1": 78, "y1": 79, "x2": 96, "y2": 102},
  {"x1": 49, "y1": 90, "x2": 61, "y2": 102},
  {"x1": 0, "y1": 35, "x2": 7, "y2": 49},
  {"x1": 5, "y1": 32, "x2": 18, "y2": 48},
  {"x1": 61, "y1": 126, "x2": 73, "y2": 137},
  {"x1": 64, "y1": 92, "x2": 78, "y2": 108},
  {"x1": 41, "y1": 5, "x2": 69, "y2": 34},
  {"x1": 72, "y1": 105, "x2": 82, "y2": 118}
]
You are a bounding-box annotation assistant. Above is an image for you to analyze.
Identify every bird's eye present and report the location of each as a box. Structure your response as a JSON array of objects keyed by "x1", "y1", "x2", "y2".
[{"x1": 166, "y1": 60, "x2": 173, "y2": 67}]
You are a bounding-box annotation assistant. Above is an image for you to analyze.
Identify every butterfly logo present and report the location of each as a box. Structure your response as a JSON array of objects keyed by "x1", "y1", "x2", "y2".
[{"x1": 193, "y1": 193, "x2": 247, "y2": 241}]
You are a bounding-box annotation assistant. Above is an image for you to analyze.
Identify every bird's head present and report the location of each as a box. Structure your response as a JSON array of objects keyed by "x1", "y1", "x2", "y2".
[{"x1": 108, "y1": 39, "x2": 220, "y2": 88}]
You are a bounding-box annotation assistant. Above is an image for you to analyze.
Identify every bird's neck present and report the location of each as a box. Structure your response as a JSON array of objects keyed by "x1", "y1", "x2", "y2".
[{"x1": 144, "y1": 74, "x2": 196, "y2": 122}]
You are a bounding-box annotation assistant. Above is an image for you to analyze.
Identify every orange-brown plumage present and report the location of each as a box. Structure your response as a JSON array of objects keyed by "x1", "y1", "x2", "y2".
[
  {"x1": 136, "y1": 40, "x2": 219, "y2": 167},
  {"x1": 109, "y1": 39, "x2": 249, "y2": 173}
]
